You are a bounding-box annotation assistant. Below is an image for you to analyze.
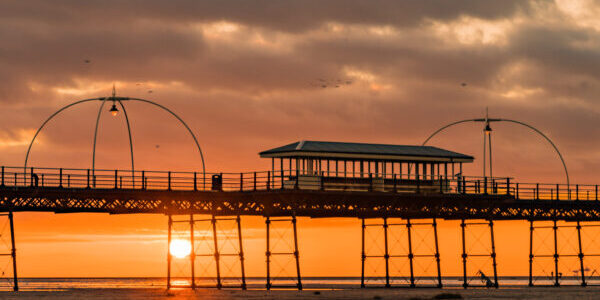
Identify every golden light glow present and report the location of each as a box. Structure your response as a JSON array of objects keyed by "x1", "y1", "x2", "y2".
[
  {"x1": 169, "y1": 239, "x2": 192, "y2": 259},
  {"x1": 109, "y1": 104, "x2": 119, "y2": 117}
]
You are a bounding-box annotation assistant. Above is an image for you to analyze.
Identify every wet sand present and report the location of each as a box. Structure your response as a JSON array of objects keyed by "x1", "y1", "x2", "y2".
[{"x1": 1, "y1": 287, "x2": 600, "y2": 299}]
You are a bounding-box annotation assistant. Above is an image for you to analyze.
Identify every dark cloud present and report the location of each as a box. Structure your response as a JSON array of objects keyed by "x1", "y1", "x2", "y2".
[
  {"x1": 0, "y1": 0, "x2": 529, "y2": 32},
  {"x1": 0, "y1": 0, "x2": 598, "y2": 185}
]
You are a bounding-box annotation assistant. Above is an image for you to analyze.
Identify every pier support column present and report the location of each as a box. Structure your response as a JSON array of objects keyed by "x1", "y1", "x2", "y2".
[
  {"x1": 528, "y1": 220, "x2": 534, "y2": 287},
  {"x1": 266, "y1": 217, "x2": 271, "y2": 290},
  {"x1": 212, "y1": 215, "x2": 222, "y2": 289},
  {"x1": 7, "y1": 211, "x2": 17, "y2": 292},
  {"x1": 361, "y1": 218, "x2": 366, "y2": 288},
  {"x1": 489, "y1": 220, "x2": 499, "y2": 288},
  {"x1": 383, "y1": 217, "x2": 390, "y2": 288},
  {"x1": 190, "y1": 214, "x2": 195, "y2": 289},
  {"x1": 406, "y1": 219, "x2": 415, "y2": 288},
  {"x1": 292, "y1": 215, "x2": 302, "y2": 290},
  {"x1": 433, "y1": 218, "x2": 443, "y2": 288},
  {"x1": 576, "y1": 221, "x2": 586, "y2": 287},
  {"x1": 237, "y1": 216, "x2": 247, "y2": 290},
  {"x1": 553, "y1": 220, "x2": 560, "y2": 287},
  {"x1": 167, "y1": 214, "x2": 172, "y2": 290},
  {"x1": 461, "y1": 219, "x2": 468, "y2": 289}
]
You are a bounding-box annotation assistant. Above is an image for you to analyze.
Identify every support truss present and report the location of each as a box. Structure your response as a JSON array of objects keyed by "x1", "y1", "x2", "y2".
[
  {"x1": 0, "y1": 212, "x2": 17, "y2": 291},
  {"x1": 361, "y1": 218, "x2": 442, "y2": 288},
  {"x1": 529, "y1": 220, "x2": 600, "y2": 287},
  {"x1": 167, "y1": 214, "x2": 246, "y2": 290},
  {"x1": 460, "y1": 219, "x2": 498, "y2": 288},
  {"x1": 265, "y1": 215, "x2": 302, "y2": 290}
]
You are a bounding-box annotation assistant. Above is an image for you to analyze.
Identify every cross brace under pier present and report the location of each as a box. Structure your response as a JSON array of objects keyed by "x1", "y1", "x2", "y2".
[
  {"x1": 361, "y1": 218, "x2": 442, "y2": 288},
  {"x1": 529, "y1": 220, "x2": 600, "y2": 287},
  {"x1": 167, "y1": 214, "x2": 246, "y2": 290},
  {"x1": 266, "y1": 215, "x2": 302, "y2": 290},
  {"x1": 460, "y1": 219, "x2": 498, "y2": 288}
]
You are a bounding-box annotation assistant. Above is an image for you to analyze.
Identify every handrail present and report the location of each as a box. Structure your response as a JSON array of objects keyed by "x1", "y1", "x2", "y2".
[{"x1": 0, "y1": 166, "x2": 598, "y2": 202}]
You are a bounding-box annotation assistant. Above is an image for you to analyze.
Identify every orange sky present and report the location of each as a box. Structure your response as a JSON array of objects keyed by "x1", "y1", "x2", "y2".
[{"x1": 1, "y1": 0, "x2": 600, "y2": 280}]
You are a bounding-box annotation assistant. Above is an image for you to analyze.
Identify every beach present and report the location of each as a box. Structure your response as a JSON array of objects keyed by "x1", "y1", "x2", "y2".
[{"x1": 1, "y1": 287, "x2": 600, "y2": 299}]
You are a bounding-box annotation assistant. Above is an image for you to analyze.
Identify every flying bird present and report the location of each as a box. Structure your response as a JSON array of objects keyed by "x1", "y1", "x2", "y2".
[
  {"x1": 83, "y1": 59, "x2": 91, "y2": 63},
  {"x1": 461, "y1": 82, "x2": 467, "y2": 87},
  {"x1": 312, "y1": 78, "x2": 352, "y2": 89}
]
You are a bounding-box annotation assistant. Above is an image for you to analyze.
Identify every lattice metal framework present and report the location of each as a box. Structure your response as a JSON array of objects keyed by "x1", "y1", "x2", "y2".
[{"x1": 361, "y1": 218, "x2": 442, "y2": 288}]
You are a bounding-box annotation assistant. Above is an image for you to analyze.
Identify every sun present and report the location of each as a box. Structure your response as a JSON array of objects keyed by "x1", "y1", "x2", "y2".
[{"x1": 169, "y1": 239, "x2": 192, "y2": 259}]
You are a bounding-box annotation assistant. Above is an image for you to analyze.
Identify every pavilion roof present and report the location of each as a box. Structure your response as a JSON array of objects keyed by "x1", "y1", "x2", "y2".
[{"x1": 259, "y1": 141, "x2": 473, "y2": 163}]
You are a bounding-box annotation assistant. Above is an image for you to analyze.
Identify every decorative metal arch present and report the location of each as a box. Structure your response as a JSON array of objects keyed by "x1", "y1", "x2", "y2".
[
  {"x1": 24, "y1": 94, "x2": 206, "y2": 187},
  {"x1": 423, "y1": 118, "x2": 569, "y2": 185}
]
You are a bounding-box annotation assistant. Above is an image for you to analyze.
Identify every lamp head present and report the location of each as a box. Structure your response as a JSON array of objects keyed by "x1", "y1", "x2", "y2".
[
  {"x1": 109, "y1": 103, "x2": 119, "y2": 117},
  {"x1": 484, "y1": 123, "x2": 492, "y2": 134}
]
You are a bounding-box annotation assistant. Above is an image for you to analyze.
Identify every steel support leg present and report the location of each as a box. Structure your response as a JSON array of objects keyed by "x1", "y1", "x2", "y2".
[
  {"x1": 190, "y1": 214, "x2": 195, "y2": 289},
  {"x1": 383, "y1": 217, "x2": 390, "y2": 288},
  {"x1": 406, "y1": 219, "x2": 415, "y2": 288},
  {"x1": 266, "y1": 217, "x2": 271, "y2": 290},
  {"x1": 489, "y1": 220, "x2": 499, "y2": 288},
  {"x1": 361, "y1": 218, "x2": 366, "y2": 288},
  {"x1": 433, "y1": 218, "x2": 443, "y2": 288},
  {"x1": 237, "y1": 216, "x2": 247, "y2": 290},
  {"x1": 167, "y1": 214, "x2": 172, "y2": 290},
  {"x1": 8, "y1": 211, "x2": 18, "y2": 292},
  {"x1": 553, "y1": 220, "x2": 560, "y2": 287},
  {"x1": 292, "y1": 215, "x2": 302, "y2": 290},
  {"x1": 212, "y1": 215, "x2": 222, "y2": 289},
  {"x1": 577, "y1": 221, "x2": 586, "y2": 287},
  {"x1": 528, "y1": 220, "x2": 534, "y2": 287},
  {"x1": 461, "y1": 219, "x2": 468, "y2": 288}
]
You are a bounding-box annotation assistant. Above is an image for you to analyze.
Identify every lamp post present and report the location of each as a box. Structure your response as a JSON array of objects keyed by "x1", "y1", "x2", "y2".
[
  {"x1": 422, "y1": 111, "x2": 569, "y2": 188},
  {"x1": 23, "y1": 86, "x2": 206, "y2": 189}
]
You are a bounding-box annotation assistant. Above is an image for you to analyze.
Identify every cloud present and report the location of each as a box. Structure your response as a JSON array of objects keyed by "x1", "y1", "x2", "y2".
[{"x1": 0, "y1": 0, "x2": 598, "y2": 184}]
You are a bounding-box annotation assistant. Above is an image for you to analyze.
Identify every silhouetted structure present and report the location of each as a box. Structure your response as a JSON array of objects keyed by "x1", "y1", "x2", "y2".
[{"x1": 2, "y1": 93, "x2": 599, "y2": 291}]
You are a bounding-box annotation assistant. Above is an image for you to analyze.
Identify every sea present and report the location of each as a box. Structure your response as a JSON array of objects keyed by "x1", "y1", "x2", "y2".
[{"x1": 0, "y1": 276, "x2": 594, "y2": 291}]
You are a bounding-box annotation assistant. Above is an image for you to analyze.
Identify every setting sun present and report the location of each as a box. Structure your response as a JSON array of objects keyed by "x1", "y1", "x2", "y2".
[{"x1": 169, "y1": 239, "x2": 192, "y2": 259}]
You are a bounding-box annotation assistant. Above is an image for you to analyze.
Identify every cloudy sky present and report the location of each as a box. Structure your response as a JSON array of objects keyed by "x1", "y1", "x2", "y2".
[{"x1": 1, "y1": 0, "x2": 600, "y2": 278}]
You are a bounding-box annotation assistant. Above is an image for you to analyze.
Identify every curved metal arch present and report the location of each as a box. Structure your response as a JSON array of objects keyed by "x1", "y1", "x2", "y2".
[
  {"x1": 127, "y1": 98, "x2": 206, "y2": 187},
  {"x1": 24, "y1": 98, "x2": 100, "y2": 173},
  {"x1": 25, "y1": 96, "x2": 206, "y2": 188},
  {"x1": 91, "y1": 98, "x2": 109, "y2": 176},
  {"x1": 422, "y1": 119, "x2": 480, "y2": 146},
  {"x1": 423, "y1": 118, "x2": 569, "y2": 185},
  {"x1": 118, "y1": 100, "x2": 135, "y2": 181},
  {"x1": 90, "y1": 100, "x2": 136, "y2": 183},
  {"x1": 498, "y1": 119, "x2": 569, "y2": 186}
]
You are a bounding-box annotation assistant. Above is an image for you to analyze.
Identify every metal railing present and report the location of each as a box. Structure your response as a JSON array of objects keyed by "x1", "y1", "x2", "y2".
[{"x1": 0, "y1": 166, "x2": 598, "y2": 201}]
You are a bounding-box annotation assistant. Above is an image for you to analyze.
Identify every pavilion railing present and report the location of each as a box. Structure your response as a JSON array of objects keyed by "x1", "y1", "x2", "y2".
[{"x1": 0, "y1": 166, "x2": 597, "y2": 201}]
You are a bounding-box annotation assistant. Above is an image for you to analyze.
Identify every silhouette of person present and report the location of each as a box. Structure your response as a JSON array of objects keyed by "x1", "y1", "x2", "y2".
[{"x1": 31, "y1": 173, "x2": 39, "y2": 187}]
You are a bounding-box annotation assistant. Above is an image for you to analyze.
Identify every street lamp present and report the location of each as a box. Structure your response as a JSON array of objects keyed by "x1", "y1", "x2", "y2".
[
  {"x1": 23, "y1": 86, "x2": 207, "y2": 189},
  {"x1": 109, "y1": 103, "x2": 119, "y2": 116},
  {"x1": 422, "y1": 111, "x2": 570, "y2": 187}
]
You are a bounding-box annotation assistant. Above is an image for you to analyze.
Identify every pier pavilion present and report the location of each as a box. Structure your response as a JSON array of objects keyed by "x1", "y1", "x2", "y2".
[{"x1": 260, "y1": 140, "x2": 474, "y2": 192}]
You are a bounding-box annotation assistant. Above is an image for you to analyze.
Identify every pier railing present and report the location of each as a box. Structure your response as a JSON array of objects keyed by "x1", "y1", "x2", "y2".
[{"x1": 0, "y1": 166, "x2": 598, "y2": 201}]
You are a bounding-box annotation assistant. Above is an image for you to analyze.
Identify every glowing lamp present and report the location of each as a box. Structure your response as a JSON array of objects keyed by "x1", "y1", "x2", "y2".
[
  {"x1": 484, "y1": 123, "x2": 492, "y2": 135},
  {"x1": 109, "y1": 103, "x2": 119, "y2": 116}
]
